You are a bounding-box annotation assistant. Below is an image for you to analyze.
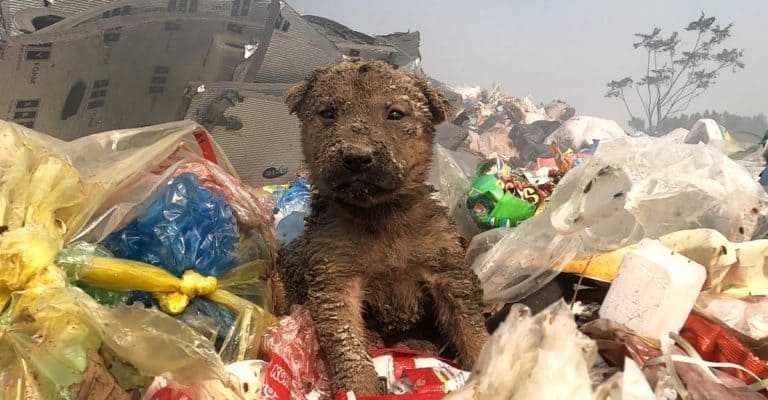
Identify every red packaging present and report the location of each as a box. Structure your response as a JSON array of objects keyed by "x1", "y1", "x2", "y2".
[
  {"x1": 680, "y1": 312, "x2": 768, "y2": 384},
  {"x1": 261, "y1": 355, "x2": 293, "y2": 400},
  {"x1": 147, "y1": 387, "x2": 194, "y2": 400},
  {"x1": 261, "y1": 306, "x2": 331, "y2": 399}
]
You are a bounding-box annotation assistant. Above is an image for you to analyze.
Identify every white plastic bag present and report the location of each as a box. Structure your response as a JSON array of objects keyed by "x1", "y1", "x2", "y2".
[{"x1": 446, "y1": 302, "x2": 598, "y2": 400}]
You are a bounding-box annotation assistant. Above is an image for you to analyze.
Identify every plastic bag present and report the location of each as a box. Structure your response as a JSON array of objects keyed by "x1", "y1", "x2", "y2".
[
  {"x1": 272, "y1": 178, "x2": 311, "y2": 244},
  {"x1": 172, "y1": 153, "x2": 278, "y2": 266},
  {"x1": 262, "y1": 305, "x2": 331, "y2": 400},
  {"x1": 428, "y1": 145, "x2": 482, "y2": 240},
  {"x1": 0, "y1": 119, "x2": 245, "y2": 399},
  {"x1": 0, "y1": 287, "x2": 228, "y2": 400},
  {"x1": 102, "y1": 173, "x2": 239, "y2": 277},
  {"x1": 56, "y1": 242, "x2": 275, "y2": 363},
  {"x1": 472, "y1": 137, "x2": 767, "y2": 303},
  {"x1": 446, "y1": 301, "x2": 599, "y2": 400}
]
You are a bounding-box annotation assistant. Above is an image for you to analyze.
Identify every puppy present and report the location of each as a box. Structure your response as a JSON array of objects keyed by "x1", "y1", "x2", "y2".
[{"x1": 280, "y1": 59, "x2": 488, "y2": 395}]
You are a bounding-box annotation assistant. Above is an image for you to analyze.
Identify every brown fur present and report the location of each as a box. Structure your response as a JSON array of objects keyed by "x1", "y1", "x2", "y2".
[{"x1": 280, "y1": 59, "x2": 488, "y2": 395}]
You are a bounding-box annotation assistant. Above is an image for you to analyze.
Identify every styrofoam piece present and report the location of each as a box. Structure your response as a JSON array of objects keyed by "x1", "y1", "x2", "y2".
[{"x1": 599, "y1": 239, "x2": 706, "y2": 340}]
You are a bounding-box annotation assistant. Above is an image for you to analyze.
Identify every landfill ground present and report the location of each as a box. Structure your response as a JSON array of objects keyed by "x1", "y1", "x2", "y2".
[{"x1": 2, "y1": 1, "x2": 768, "y2": 399}]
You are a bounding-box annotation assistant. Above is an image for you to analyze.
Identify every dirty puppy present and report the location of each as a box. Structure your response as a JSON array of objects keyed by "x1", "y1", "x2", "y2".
[{"x1": 280, "y1": 59, "x2": 488, "y2": 395}]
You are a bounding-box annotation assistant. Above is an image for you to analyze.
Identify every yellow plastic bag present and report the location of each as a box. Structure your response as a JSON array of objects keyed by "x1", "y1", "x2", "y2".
[{"x1": 0, "y1": 119, "x2": 255, "y2": 399}]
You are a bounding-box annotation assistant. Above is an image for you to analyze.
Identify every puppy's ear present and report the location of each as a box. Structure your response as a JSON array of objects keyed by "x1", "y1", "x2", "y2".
[
  {"x1": 285, "y1": 81, "x2": 308, "y2": 115},
  {"x1": 415, "y1": 77, "x2": 452, "y2": 125}
]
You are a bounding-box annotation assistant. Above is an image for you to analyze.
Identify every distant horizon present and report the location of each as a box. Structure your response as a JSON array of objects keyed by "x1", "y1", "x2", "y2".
[{"x1": 289, "y1": 0, "x2": 767, "y2": 130}]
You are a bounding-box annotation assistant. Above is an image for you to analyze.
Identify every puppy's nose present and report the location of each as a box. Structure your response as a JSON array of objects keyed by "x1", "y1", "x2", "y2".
[{"x1": 342, "y1": 146, "x2": 374, "y2": 171}]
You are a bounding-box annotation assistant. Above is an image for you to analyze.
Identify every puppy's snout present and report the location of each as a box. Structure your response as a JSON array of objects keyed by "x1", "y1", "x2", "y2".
[{"x1": 342, "y1": 145, "x2": 374, "y2": 171}]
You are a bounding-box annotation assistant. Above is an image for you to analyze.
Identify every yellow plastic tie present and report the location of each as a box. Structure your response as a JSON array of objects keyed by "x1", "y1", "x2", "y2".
[{"x1": 156, "y1": 270, "x2": 218, "y2": 315}]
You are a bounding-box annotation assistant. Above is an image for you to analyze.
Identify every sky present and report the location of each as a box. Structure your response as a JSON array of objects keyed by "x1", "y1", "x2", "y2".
[{"x1": 288, "y1": 0, "x2": 767, "y2": 128}]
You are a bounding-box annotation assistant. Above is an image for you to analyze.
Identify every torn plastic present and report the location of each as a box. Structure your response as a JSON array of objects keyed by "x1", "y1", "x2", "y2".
[
  {"x1": 446, "y1": 301, "x2": 605, "y2": 400},
  {"x1": 0, "y1": 287, "x2": 229, "y2": 400},
  {"x1": 583, "y1": 319, "x2": 766, "y2": 400},
  {"x1": 472, "y1": 137, "x2": 767, "y2": 303}
]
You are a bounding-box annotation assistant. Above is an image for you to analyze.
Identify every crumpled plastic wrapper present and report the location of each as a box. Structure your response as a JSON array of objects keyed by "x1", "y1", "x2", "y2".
[
  {"x1": 262, "y1": 305, "x2": 331, "y2": 400},
  {"x1": 472, "y1": 137, "x2": 768, "y2": 303},
  {"x1": 446, "y1": 301, "x2": 614, "y2": 400}
]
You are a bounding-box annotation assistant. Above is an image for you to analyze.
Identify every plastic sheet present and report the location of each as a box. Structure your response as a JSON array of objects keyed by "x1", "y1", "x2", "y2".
[
  {"x1": 428, "y1": 145, "x2": 482, "y2": 240},
  {"x1": 472, "y1": 137, "x2": 767, "y2": 303}
]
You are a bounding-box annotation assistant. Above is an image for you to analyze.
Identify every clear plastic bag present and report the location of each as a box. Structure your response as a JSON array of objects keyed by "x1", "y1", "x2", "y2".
[{"x1": 473, "y1": 137, "x2": 768, "y2": 303}]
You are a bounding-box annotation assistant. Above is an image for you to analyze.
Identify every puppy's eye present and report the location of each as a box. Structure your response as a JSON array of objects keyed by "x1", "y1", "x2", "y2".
[
  {"x1": 319, "y1": 109, "x2": 336, "y2": 120},
  {"x1": 387, "y1": 109, "x2": 405, "y2": 120}
]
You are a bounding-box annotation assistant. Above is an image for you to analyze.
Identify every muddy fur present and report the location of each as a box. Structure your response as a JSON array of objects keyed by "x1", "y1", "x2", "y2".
[{"x1": 280, "y1": 59, "x2": 489, "y2": 395}]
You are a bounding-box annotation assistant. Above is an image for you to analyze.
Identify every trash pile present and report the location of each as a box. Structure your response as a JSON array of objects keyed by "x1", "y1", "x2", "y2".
[
  {"x1": 4, "y1": 76, "x2": 768, "y2": 400},
  {"x1": 0, "y1": 120, "x2": 278, "y2": 399}
]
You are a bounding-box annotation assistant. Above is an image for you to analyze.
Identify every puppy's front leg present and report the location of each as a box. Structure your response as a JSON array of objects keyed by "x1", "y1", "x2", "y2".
[
  {"x1": 428, "y1": 258, "x2": 489, "y2": 368},
  {"x1": 306, "y1": 268, "x2": 383, "y2": 395}
]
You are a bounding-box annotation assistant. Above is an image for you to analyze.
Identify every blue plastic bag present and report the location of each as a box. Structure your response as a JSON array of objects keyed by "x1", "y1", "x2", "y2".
[
  {"x1": 103, "y1": 173, "x2": 239, "y2": 277},
  {"x1": 273, "y1": 178, "x2": 311, "y2": 243}
]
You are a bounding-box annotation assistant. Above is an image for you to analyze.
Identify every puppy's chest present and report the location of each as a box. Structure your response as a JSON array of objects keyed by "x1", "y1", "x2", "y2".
[{"x1": 363, "y1": 270, "x2": 428, "y2": 333}]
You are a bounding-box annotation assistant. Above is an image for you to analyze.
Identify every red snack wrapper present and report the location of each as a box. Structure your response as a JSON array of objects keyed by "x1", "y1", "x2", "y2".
[
  {"x1": 261, "y1": 355, "x2": 293, "y2": 400},
  {"x1": 680, "y1": 312, "x2": 768, "y2": 384},
  {"x1": 261, "y1": 306, "x2": 331, "y2": 400}
]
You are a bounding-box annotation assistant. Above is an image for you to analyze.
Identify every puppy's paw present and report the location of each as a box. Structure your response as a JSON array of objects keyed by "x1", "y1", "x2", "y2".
[{"x1": 339, "y1": 362, "x2": 386, "y2": 395}]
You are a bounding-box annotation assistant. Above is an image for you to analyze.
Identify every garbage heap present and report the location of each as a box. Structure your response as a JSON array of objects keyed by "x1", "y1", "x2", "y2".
[{"x1": 3, "y1": 95, "x2": 768, "y2": 400}]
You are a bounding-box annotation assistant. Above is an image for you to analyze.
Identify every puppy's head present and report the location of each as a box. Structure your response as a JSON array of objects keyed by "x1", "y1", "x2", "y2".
[{"x1": 286, "y1": 59, "x2": 451, "y2": 208}]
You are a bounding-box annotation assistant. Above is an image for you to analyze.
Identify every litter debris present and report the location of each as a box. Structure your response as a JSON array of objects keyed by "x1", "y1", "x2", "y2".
[
  {"x1": 472, "y1": 136, "x2": 766, "y2": 304},
  {"x1": 598, "y1": 239, "x2": 707, "y2": 340}
]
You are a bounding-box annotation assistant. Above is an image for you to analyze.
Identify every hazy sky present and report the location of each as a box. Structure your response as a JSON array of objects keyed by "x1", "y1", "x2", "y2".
[{"x1": 289, "y1": 0, "x2": 766, "y2": 127}]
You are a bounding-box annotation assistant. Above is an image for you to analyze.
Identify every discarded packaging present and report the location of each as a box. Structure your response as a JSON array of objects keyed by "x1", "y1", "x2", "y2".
[
  {"x1": 598, "y1": 239, "x2": 706, "y2": 340},
  {"x1": 472, "y1": 136, "x2": 766, "y2": 303}
]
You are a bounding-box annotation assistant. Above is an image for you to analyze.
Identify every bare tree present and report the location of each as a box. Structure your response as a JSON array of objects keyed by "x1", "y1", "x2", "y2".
[{"x1": 606, "y1": 13, "x2": 745, "y2": 135}]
